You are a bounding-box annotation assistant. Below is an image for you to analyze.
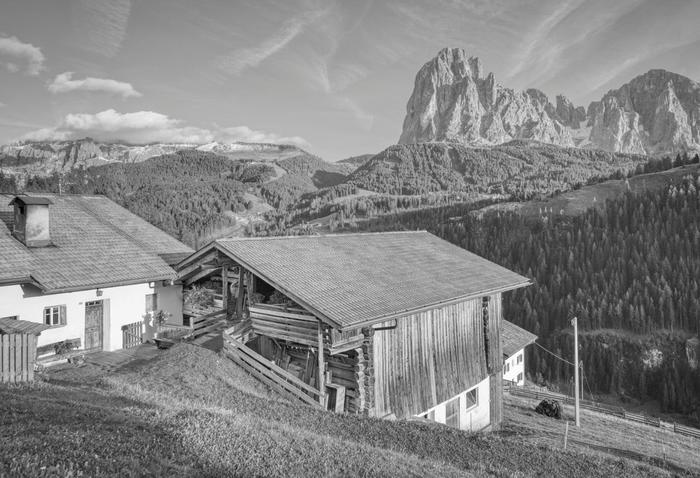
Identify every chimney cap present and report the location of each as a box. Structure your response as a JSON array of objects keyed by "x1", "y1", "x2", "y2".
[{"x1": 8, "y1": 196, "x2": 53, "y2": 207}]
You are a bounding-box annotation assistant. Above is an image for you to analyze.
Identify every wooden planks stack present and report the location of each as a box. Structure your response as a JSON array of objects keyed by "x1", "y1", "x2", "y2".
[
  {"x1": 249, "y1": 305, "x2": 320, "y2": 347},
  {"x1": 1, "y1": 333, "x2": 37, "y2": 383}
]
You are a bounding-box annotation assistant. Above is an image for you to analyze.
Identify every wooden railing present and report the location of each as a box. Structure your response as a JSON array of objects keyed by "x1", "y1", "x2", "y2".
[
  {"x1": 121, "y1": 321, "x2": 143, "y2": 349},
  {"x1": 190, "y1": 309, "x2": 227, "y2": 338},
  {"x1": 508, "y1": 386, "x2": 700, "y2": 439},
  {"x1": 222, "y1": 326, "x2": 322, "y2": 408}
]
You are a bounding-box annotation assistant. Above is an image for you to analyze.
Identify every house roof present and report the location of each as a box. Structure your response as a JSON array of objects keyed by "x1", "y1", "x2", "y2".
[
  {"x1": 502, "y1": 320, "x2": 537, "y2": 357},
  {"x1": 0, "y1": 317, "x2": 51, "y2": 335},
  {"x1": 0, "y1": 194, "x2": 193, "y2": 293},
  {"x1": 191, "y1": 231, "x2": 531, "y2": 329},
  {"x1": 9, "y1": 196, "x2": 53, "y2": 206}
]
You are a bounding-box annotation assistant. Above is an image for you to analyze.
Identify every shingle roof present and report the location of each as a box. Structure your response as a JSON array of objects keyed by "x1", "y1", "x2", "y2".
[
  {"x1": 209, "y1": 231, "x2": 531, "y2": 329},
  {"x1": 9, "y1": 196, "x2": 53, "y2": 206},
  {"x1": 0, "y1": 194, "x2": 193, "y2": 292},
  {"x1": 502, "y1": 320, "x2": 537, "y2": 357},
  {"x1": 0, "y1": 317, "x2": 51, "y2": 335}
]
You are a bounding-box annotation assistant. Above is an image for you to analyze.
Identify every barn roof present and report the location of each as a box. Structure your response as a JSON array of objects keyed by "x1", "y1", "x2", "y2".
[
  {"x1": 0, "y1": 317, "x2": 50, "y2": 335},
  {"x1": 189, "y1": 231, "x2": 531, "y2": 329},
  {"x1": 502, "y1": 320, "x2": 537, "y2": 357},
  {"x1": 0, "y1": 194, "x2": 193, "y2": 293}
]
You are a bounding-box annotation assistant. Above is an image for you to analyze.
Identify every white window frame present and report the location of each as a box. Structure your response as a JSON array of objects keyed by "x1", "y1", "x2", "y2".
[{"x1": 43, "y1": 305, "x2": 65, "y2": 326}]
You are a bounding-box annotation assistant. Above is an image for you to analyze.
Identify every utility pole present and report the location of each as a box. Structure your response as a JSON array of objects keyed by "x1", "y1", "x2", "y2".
[{"x1": 572, "y1": 316, "x2": 580, "y2": 427}]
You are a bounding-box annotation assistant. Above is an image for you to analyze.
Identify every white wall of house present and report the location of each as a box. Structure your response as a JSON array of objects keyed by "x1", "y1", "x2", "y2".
[
  {"x1": 0, "y1": 281, "x2": 183, "y2": 352},
  {"x1": 415, "y1": 376, "x2": 490, "y2": 432},
  {"x1": 503, "y1": 349, "x2": 526, "y2": 385}
]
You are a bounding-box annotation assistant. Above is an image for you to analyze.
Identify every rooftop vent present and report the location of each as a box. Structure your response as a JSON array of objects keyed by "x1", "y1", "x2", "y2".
[{"x1": 8, "y1": 196, "x2": 53, "y2": 247}]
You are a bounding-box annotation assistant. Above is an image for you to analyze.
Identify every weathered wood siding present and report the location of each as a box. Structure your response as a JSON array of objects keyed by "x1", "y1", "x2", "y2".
[{"x1": 373, "y1": 296, "x2": 500, "y2": 418}]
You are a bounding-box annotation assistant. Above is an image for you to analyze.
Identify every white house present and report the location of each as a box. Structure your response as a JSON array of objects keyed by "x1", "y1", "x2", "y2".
[
  {"x1": 502, "y1": 320, "x2": 537, "y2": 386},
  {"x1": 0, "y1": 194, "x2": 193, "y2": 357}
]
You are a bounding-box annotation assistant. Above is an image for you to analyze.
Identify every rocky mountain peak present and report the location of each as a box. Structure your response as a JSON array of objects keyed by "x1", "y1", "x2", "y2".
[
  {"x1": 399, "y1": 48, "x2": 576, "y2": 147},
  {"x1": 399, "y1": 49, "x2": 700, "y2": 155}
]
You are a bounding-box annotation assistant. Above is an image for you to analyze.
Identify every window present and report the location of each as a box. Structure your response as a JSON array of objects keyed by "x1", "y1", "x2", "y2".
[
  {"x1": 0, "y1": 315, "x2": 18, "y2": 320},
  {"x1": 465, "y1": 387, "x2": 478, "y2": 410},
  {"x1": 504, "y1": 362, "x2": 510, "y2": 373},
  {"x1": 445, "y1": 396, "x2": 460, "y2": 428},
  {"x1": 517, "y1": 353, "x2": 523, "y2": 364},
  {"x1": 145, "y1": 293, "x2": 158, "y2": 313},
  {"x1": 44, "y1": 305, "x2": 66, "y2": 326},
  {"x1": 517, "y1": 372, "x2": 523, "y2": 383}
]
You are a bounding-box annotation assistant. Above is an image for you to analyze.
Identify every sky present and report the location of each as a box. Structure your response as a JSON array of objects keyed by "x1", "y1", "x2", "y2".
[{"x1": 0, "y1": 0, "x2": 699, "y2": 161}]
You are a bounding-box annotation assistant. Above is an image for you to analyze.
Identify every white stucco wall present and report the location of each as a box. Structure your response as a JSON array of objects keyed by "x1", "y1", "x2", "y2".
[
  {"x1": 503, "y1": 349, "x2": 526, "y2": 385},
  {"x1": 415, "y1": 376, "x2": 491, "y2": 432},
  {"x1": 0, "y1": 281, "x2": 183, "y2": 352}
]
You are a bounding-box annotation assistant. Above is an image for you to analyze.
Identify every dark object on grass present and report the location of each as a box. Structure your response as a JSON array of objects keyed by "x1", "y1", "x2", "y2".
[{"x1": 535, "y1": 399, "x2": 562, "y2": 419}]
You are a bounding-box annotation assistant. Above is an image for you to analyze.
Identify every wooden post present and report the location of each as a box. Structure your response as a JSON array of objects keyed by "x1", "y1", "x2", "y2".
[
  {"x1": 317, "y1": 321, "x2": 326, "y2": 408},
  {"x1": 572, "y1": 317, "x2": 580, "y2": 427},
  {"x1": 221, "y1": 264, "x2": 229, "y2": 319},
  {"x1": 563, "y1": 421, "x2": 569, "y2": 450},
  {"x1": 236, "y1": 267, "x2": 245, "y2": 320}
]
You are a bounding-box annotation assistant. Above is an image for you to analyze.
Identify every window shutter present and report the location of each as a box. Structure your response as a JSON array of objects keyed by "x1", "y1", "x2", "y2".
[
  {"x1": 59, "y1": 305, "x2": 67, "y2": 325},
  {"x1": 153, "y1": 293, "x2": 158, "y2": 311}
]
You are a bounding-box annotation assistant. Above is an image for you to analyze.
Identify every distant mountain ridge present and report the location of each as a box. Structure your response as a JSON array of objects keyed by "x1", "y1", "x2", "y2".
[
  {"x1": 399, "y1": 48, "x2": 700, "y2": 155},
  {"x1": 0, "y1": 138, "x2": 307, "y2": 176}
]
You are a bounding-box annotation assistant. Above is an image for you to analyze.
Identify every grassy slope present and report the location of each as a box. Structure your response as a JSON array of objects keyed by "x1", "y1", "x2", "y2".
[
  {"x1": 474, "y1": 163, "x2": 700, "y2": 218},
  {"x1": 2, "y1": 344, "x2": 698, "y2": 477}
]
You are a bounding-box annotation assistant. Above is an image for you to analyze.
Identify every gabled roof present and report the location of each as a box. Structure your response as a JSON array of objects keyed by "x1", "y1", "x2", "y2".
[
  {"x1": 502, "y1": 320, "x2": 537, "y2": 357},
  {"x1": 0, "y1": 317, "x2": 51, "y2": 335},
  {"x1": 0, "y1": 194, "x2": 193, "y2": 293},
  {"x1": 184, "y1": 231, "x2": 531, "y2": 330}
]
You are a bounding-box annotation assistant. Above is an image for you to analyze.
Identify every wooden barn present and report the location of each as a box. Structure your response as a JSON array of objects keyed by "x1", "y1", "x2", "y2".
[{"x1": 176, "y1": 231, "x2": 531, "y2": 431}]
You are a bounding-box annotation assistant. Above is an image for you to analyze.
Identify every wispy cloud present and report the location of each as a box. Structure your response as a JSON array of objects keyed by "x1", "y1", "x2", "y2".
[
  {"x1": 218, "y1": 8, "x2": 327, "y2": 75},
  {"x1": 78, "y1": 0, "x2": 132, "y2": 57},
  {"x1": 19, "y1": 109, "x2": 309, "y2": 147},
  {"x1": 217, "y1": 125, "x2": 309, "y2": 148},
  {"x1": 507, "y1": 0, "x2": 585, "y2": 80},
  {"x1": 0, "y1": 35, "x2": 45, "y2": 75},
  {"x1": 48, "y1": 72, "x2": 142, "y2": 98}
]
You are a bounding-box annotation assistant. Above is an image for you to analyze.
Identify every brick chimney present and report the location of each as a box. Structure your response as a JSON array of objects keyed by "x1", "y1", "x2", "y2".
[{"x1": 9, "y1": 196, "x2": 53, "y2": 247}]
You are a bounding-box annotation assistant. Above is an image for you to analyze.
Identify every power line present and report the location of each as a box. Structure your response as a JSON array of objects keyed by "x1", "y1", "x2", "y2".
[{"x1": 534, "y1": 341, "x2": 575, "y2": 366}]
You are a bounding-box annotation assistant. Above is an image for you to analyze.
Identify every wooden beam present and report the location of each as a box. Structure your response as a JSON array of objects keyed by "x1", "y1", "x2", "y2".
[
  {"x1": 221, "y1": 264, "x2": 229, "y2": 318},
  {"x1": 318, "y1": 320, "x2": 326, "y2": 408},
  {"x1": 183, "y1": 266, "x2": 219, "y2": 286},
  {"x1": 177, "y1": 249, "x2": 219, "y2": 277},
  {"x1": 236, "y1": 267, "x2": 245, "y2": 320}
]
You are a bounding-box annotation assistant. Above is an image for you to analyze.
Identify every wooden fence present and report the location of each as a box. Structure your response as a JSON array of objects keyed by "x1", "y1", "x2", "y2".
[
  {"x1": 1, "y1": 333, "x2": 37, "y2": 383},
  {"x1": 121, "y1": 321, "x2": 143, "y2": 349},
  {"x1": 507, "y1": 386, "x2": 700, "y2": 439},
  {"x1": 222, "y1": 326, "x2": 322, "y2": 408}
]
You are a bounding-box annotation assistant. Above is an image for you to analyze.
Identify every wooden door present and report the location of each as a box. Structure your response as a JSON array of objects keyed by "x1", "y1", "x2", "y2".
[{"x1": 84, "y1": 300, "x2": 103, "y2": 351}]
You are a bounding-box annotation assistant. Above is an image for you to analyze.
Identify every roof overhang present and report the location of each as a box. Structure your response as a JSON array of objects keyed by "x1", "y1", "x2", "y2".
[{"x1": 181, "y1": 242, "x2": 532, "y2": 332}]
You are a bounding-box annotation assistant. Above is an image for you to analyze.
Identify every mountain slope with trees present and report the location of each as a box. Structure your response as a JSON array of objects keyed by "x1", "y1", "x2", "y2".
[{"x1": 342, "y1": 173, "x2": 700, "y2": 422}]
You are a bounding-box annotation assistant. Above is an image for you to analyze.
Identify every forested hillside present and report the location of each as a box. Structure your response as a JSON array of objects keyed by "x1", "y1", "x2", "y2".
[
  {"x1": 0, "y1": 148, "x2": 355, "y2": 247},
  {"x1": 350, "y1": 141, "x2": 649, "y2": 198},
  {"x1": 343, "y1": 173, "x2": 700, "y2": 422}
]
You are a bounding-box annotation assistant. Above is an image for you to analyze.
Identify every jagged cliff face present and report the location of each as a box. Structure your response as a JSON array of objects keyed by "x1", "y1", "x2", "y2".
[
  {"x1": 399, "y1": 48, "x2": 700, "y2": 155},
  {"x1": 588, "y1": 70, "x2": 700, "y2": 154},
  {"x1": 399, "y1": 48, "x2": 575, "y2": 147}
]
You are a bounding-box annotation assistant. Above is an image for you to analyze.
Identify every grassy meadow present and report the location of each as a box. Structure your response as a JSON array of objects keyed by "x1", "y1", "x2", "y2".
[{"x1": 1, "y1": 344, "x2": 699, "y2": 477}]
